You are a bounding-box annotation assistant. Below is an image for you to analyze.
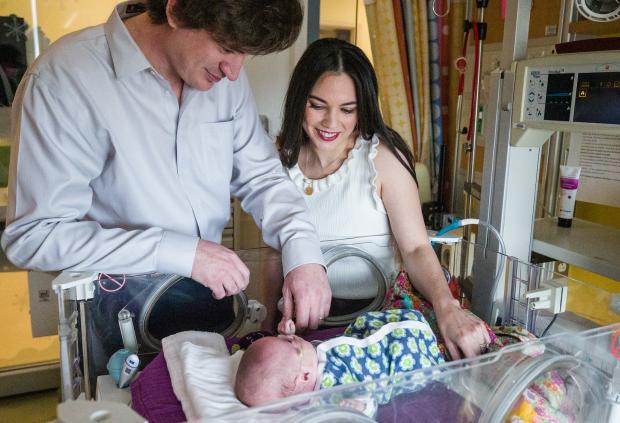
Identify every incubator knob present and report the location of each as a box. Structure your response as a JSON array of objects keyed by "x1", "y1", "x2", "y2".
[{"x1": 247, "y1": 299, "x2": 267, "y2": 324}]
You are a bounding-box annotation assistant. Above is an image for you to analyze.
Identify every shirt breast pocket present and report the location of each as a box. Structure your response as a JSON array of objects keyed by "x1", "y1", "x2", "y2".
[{"x1": 199, "y1": 120, "x2": 235, "y2": 185}]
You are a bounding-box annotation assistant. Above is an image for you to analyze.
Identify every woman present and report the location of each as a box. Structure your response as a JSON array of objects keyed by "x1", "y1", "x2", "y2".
[{"x1": 276, "y1": 38, "x2": 490, "y2": 359}]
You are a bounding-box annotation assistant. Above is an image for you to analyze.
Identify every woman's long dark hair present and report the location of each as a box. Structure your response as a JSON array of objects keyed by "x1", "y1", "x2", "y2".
[{"x1": 277, "y1": 38, "x2": 417, "y2": 184}]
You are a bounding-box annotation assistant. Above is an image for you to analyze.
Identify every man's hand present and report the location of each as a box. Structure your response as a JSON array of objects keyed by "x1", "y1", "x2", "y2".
[
  {"x1": 277, "y1": 319, "x2": 296, "y2": 335},
  {"x1": 280, "y1": 263, "x2": 331, "y2": 331},
  {"x1": 435, "y1": 299, "x2": 492, "y2": 359},
  {"x1": 191, "y1": 240, "x2": 250, "y2": 300}
]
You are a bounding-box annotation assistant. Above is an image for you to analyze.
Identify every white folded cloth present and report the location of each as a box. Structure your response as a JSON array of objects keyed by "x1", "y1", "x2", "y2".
[{"x1": 162, "y1": 331, "x2": 246, "y2": 422}]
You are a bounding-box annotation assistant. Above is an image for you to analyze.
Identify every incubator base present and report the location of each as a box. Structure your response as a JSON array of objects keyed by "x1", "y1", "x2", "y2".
[{"x1": 54, "y1": 399, "x2": 145, "y2": 423}]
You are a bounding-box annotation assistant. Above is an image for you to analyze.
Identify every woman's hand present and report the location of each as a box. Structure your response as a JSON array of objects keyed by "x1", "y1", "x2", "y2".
[{"x1": 434, "y1": 299, "x2": 492, "y2": 359}]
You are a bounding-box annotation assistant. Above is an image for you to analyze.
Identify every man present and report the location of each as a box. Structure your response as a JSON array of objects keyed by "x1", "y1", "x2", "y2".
[{"x1": 1, "y1": 0, "x2": 330, "y2": 330}]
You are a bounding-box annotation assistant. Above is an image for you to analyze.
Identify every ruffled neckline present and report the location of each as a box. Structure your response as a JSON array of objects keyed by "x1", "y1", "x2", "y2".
[{"x1": 288, "y1": 136, "x2": 379, "y2": 196}]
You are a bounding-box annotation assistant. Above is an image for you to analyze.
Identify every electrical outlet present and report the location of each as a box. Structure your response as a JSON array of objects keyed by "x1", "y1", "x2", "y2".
[
  {"x1": 556, "y1": 262, "x2": 568, "y2": 274},
  {"x1": 247, "y1": 299, "x2": 267, "y2": 324}
]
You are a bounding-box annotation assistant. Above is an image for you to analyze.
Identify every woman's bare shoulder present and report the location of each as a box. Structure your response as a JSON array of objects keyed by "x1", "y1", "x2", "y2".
[{"x1": 373, "y1": 139, "x2": 409, "y2": 175}]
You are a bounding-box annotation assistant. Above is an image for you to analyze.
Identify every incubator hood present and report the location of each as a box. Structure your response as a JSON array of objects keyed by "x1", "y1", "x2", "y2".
[{"x1": 212, "y1": 323, "x2": 620, "y2": 423}]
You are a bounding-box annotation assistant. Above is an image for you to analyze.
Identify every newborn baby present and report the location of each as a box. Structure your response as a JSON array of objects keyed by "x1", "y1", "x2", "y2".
[{"x1": 235, "y1": 309, "x2": 445, "y2": 407}]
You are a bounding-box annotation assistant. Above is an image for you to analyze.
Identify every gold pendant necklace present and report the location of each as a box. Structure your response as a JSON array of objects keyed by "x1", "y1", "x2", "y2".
[
  {"x1": 303, "y1": 179, "x2": 313, "y2": 196},
  {"x1": 301, "y1": 150, "x2": 314, "y2": 195},
  {"x1": 300, "y1": 139, "x2": 354, "y2": 196}
]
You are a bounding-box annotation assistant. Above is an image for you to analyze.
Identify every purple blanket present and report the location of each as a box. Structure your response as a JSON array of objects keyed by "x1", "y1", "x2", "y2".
[
  {"x1": 376, "y1": 382, "x2": 480, "y2": 422},
  {"x1": 131, "y1": 352, "x2": 186, "y2": 423}
]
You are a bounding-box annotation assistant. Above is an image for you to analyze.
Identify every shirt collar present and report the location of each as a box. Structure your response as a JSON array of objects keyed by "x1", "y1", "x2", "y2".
[{"x1": 104, "y1": 1, "x2": 152, "y2": 79}]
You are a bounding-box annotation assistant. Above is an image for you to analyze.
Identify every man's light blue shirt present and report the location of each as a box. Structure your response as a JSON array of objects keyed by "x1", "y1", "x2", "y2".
[{"x1": 1, "y1": 2, "x2": 323, "y2": 277}]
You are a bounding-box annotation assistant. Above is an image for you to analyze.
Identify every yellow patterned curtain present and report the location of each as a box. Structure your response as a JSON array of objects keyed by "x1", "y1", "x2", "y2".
[
  {"x1": 365, "y1": 0, "x2": 432, "y2": 165},
  {"x1": 412, "y1": 0, "x2": 431, "y2": 166},
  {"x1": 365, "y1": 0, "x2": 415, "y2": 154}
]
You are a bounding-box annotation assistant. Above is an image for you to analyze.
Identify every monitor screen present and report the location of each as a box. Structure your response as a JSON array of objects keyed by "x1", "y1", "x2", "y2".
[{"x1": 573, "y1": 72, "x2": 620, "y2": 125}]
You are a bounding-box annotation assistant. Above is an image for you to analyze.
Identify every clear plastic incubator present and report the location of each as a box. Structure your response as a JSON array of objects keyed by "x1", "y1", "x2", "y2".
[
  {"x1": 52, "y1": 237, "x2": 620, "y2": 422},
  {"x1": 213, "y1": 324, "x2": 620, "y2": 423}
]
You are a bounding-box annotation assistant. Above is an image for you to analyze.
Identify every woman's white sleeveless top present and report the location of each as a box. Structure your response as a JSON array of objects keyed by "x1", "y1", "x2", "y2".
[{"x1": 286, "y1": 135, "x2": 400, "y2": 299}]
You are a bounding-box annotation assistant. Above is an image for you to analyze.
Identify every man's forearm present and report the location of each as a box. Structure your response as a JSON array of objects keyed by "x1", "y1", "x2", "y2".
[{"x1": 1, "y1": 219, "x2": 198, "y2": 276}]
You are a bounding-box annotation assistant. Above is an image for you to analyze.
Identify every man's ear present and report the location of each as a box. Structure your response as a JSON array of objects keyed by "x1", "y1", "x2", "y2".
[{"x1": 165, "y1": 0, "x2": 180, "y2": 29}]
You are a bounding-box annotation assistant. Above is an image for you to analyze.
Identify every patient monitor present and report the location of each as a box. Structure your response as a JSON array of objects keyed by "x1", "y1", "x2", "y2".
[{"x1": 511, "y1": 50, "x2": 620, "y2": 147}]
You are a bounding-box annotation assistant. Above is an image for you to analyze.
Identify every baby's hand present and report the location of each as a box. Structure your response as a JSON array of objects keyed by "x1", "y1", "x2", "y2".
[
  {"x1": 278, "y1": 319, "x2": 296, "y2": 335},
  {"x1": 339, "y1": 398, "x2": 366, "y2": 412}
]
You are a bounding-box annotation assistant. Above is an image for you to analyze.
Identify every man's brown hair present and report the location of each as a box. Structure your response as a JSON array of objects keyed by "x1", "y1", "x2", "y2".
[{"x1": 145, "y1": 0, "x2": 303, "y2": 55}]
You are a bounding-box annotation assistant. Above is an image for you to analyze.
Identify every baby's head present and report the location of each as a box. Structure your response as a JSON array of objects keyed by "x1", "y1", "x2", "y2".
[{"x1": 235, "y1": 335, "x2": 318, "y2": 406}]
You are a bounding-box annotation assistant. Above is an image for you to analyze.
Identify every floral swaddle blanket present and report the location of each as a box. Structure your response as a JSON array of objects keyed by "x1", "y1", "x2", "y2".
[{"x1": 317, "y1": 309, "x2": 445, "y2": 392}]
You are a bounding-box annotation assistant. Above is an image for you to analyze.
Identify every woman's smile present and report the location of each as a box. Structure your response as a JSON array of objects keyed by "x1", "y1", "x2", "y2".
[{"x1": 316, "y1": 129, "x2": 340, "y2": 142}]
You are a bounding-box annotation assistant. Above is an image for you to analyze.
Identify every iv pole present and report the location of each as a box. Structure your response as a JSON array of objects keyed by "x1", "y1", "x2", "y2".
[
  {"x1": 463, "y1": 0, "x2": 489, "y2": 219},
  {"x1": 449, "y1": 0, "x2": 490, "y2": 220},
  {"x1": 449, "y1": 0, "x2": 474, "y2": 214}
]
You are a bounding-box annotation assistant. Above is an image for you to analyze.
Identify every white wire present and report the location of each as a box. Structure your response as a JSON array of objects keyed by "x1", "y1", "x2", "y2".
[
  {"x1": 457, "y1": 218, "x2": 506, "y2": 281},
  {"x1": 461, "y1": 219, "x2": 507, "y2": 321},
  {"x1": 432, "y1": 0, "x2": 451, "y2": 17},
  {"x1": 435, "y1": 218, "x2": 507, "y2": 318}
]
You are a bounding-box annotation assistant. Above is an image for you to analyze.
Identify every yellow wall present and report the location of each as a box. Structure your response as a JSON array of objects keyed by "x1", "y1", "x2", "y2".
[
  {"x1": 0, "y1": 1, "x2": 117, "y2": 44},
  {"x1": 320, "y1": 0, "x2": 357, "y2": 30},
  {"x1": 355, "y1": 0, "x2": 373, "y2": 63},
  {"x1": 0, "y1": 2, "x2": 32, "y2": 24},
  {"x1": 320, "y1": 0, "x2": 373, "y2": 64},
  {"x1": 0, "y1": 0, "x2": 117, "y2": 373},
  {"x1": 0, "y1": 272, "x2": 58, "y2": 369},
  {"x1": 569, "y1": 201, "x2": 620, "y2": 293},
  {"x1": 566, "y1": 202, "x2": 620, "y2": 327},
  {"x1": 575, "y1": 202, "x2": 620, "y2": 230},
  {"x1": 566, "y1": 277, "x2": 618, "y2": 326}
]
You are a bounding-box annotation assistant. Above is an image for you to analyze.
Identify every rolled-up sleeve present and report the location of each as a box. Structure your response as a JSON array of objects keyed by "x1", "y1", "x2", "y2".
[{"x1": 228, "y1": 73, "x2": 324, "y2": 275}]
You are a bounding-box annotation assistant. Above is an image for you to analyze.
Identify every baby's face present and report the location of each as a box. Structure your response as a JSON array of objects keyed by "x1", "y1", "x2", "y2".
[
  {"x1": 271, "y1": 335, "x2": 318, "y2": 393},
  {"x1": 236, "y1": 335, "x2": 319, "y2": 406}
]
